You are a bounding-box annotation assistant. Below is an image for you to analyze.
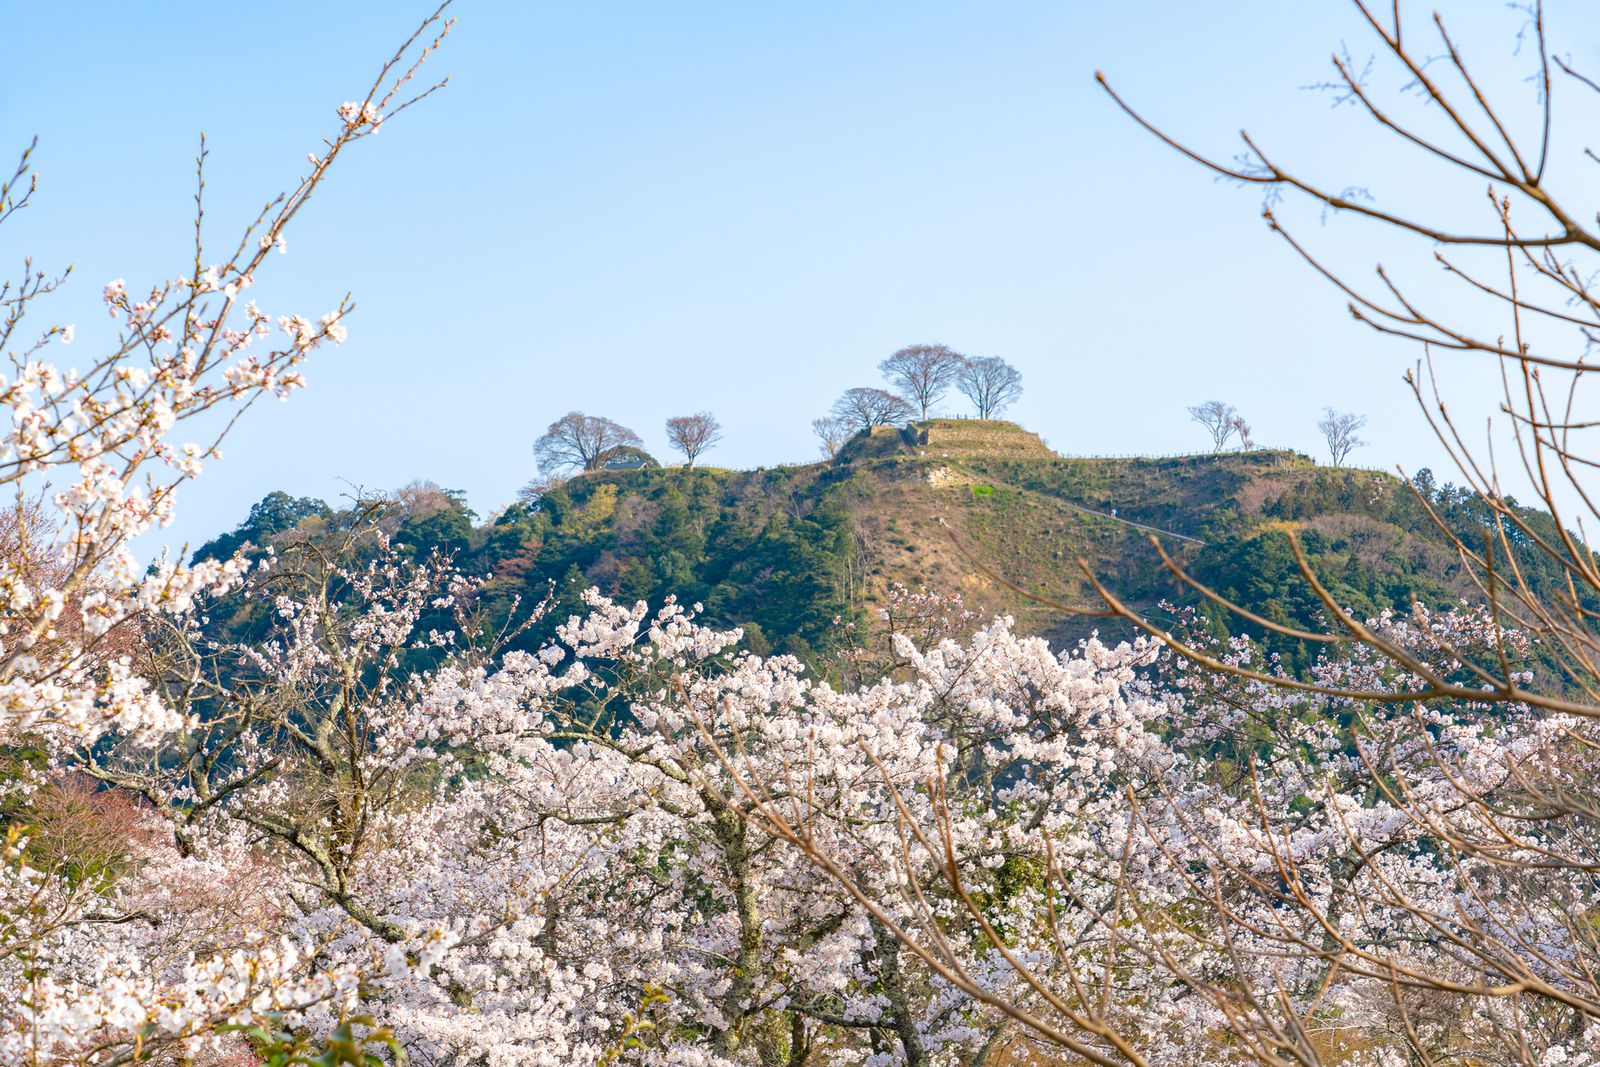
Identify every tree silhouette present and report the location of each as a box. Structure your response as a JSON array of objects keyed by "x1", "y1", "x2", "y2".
[{"x1": 534, "y1": 412, "x2": 642, "y2": 474}]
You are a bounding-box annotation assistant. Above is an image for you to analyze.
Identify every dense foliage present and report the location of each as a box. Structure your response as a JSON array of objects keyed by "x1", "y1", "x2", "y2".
[
  {"x1": 194, "y1": 449, "x2": 1584, "y2": 684},
  {"x1": 199, "y1": 468, "x2": 863, "y2": 672}
]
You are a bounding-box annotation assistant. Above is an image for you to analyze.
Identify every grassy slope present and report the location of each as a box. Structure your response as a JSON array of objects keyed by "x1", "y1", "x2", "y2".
[
  {"x1": 196, "y1": 414, "x2": 1549, "y2": 675},
  {"x1": 793, "y1": 420, "x2": 1492, "y2": 653},
  {"x1": 536, "y1": 419, "x2": 1490, "y2": 663}
]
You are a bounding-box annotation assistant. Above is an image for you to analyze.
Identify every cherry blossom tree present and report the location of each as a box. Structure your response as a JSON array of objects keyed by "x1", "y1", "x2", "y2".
[
  {"x1": 0, "y1": 6, "x2": 460, "y2": 1062},
  {"x1": 58, "y1": 528, "x2": 967, "y2": 1063},
  {"x1": 715, "y1": 599, "x2": 1600, "y2": 1065}
]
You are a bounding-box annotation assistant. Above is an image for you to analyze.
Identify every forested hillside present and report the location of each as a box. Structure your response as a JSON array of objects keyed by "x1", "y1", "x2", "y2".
[
  {"x1": 197, "y1": 418, "x2": 1570, "y2": 672},
  {"x1": 19, "y1": 0, "x2": 1600, "y2": 1060}
]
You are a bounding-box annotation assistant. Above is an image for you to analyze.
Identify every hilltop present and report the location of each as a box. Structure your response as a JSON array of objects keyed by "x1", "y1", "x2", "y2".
[{"x1": 198, "y1": 419, "x2": 1551, "y2": 670}]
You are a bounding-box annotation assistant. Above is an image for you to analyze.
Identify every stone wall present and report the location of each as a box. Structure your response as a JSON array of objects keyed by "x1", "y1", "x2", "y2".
[{"x1": 915, "y1": 419, "x2": 1054, "y2": 458}]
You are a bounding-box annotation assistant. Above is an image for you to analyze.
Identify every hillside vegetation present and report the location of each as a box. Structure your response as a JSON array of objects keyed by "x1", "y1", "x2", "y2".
[{"x1": 199, "y1": 419, "x2": 1566, "y2": 673}]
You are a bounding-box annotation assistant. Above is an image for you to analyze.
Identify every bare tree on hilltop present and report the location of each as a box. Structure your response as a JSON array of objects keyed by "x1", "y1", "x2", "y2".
[
  {"x1": 516, "y1": 471, "x2": 568, "y2": 504},
  {"x1": 812, "y1": 415, "x2": 855, "y2": 458},
  {"x1": 1318, "y1": 407, "x2": 1367, "y2": 467},
  {"x1": 1230, "y1": 413, "x2": 1254, "y2": 450},
  {"x1": 533, "y1": 411, "x2": 642, "y2": 474},
  {"x1": 880, "y1": 343, "x2": 966, "y2": 419},
  {"x1": 664, "y1": 411, "x2": 722, "y2": 468},
  {"x1": 1187, "y1": 399, "x2": 1242, "y2": 452},
  {"x1": 955, "y1": 355, "x2": 1022, "y2": 419},
  {"x1": 831, "y1": 387, "x2": 914, "y2": 432}
]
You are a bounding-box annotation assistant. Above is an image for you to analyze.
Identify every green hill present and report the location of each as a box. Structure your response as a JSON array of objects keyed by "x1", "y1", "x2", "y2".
[{"x1": 198, "y1": 420, "x2": 1565, "y2": 673}]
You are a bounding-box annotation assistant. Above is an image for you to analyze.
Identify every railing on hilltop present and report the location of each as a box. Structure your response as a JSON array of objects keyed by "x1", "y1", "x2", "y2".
[{"x1": 1044, "y1": 448, "x2": 1393, "y2": 477}]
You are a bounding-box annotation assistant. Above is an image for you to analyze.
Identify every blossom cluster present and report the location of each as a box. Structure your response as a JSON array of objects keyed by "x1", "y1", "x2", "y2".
[{"x1": 0, "y1": 7, "x2": 456, "y2": 1061}]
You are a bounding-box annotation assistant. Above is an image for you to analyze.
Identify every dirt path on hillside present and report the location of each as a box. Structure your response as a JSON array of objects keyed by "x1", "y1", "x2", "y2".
[{"x1": 995, "y1": 480, "x2": 1208, "y2": 546}]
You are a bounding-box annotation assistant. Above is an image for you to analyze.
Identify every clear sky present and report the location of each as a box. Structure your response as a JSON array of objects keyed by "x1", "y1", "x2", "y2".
[{"x1": 3, "y1": 1, "x2": 1595, "y2": 551}]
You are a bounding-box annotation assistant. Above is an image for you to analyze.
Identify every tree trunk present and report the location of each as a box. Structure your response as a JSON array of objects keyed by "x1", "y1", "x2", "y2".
[
  {"x1": 872, "y1": 917, "x2": 929, "y2": 1067},
  {"x1": 711, "y1": 802, "x2": 763, "y2": 1056}
]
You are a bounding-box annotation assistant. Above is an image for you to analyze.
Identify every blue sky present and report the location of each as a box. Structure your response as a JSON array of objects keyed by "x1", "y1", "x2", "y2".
[{"x1": 3, "y1": 1, "x2": 1594, "y2": 550}]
